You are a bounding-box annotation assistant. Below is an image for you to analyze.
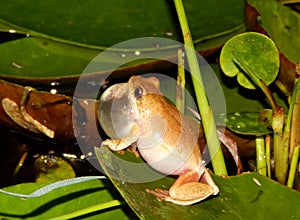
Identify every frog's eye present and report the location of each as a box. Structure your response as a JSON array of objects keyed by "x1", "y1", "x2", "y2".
[{"x1": 134, "y1": 87, "x2": 143, "y2": 99}]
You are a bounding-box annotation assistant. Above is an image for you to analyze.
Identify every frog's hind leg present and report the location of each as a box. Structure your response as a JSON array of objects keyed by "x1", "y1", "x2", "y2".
[
  {"x1": 167, "y1": 169, "x2": 216, "y2": 205},
  {"x1": 147, "y1": 169, "x2": 217, "y2": 206},
  {"x1": 200, "y1": 169, "x2": 219, "y2": 195}
]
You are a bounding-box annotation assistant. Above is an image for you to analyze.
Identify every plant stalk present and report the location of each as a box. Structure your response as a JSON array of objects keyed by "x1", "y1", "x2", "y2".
[
  {"x1": 173, "y1": 0, "x2": 227, "y2": 175},
  {"x1": 272, "y1": 107, "x2": 287, "y2": 184},
  {"x1": 288, "y1": 78, "x2": 300, "y2": 157},
  {"x1": 265, "y1": 135, "x2": 271, "y2": 178},
  {"x1": 287, "y1": 146, "x2": 300, "y2": 188},
  {"x1": 176, "y1": 48, "x2": 186, "y2": 114},
  {"x1": 256, "y1": 136, "x2": 266, "y2": 176}
]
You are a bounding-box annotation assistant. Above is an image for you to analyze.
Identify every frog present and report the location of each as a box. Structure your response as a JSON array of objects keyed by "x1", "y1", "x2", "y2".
[{"x1": 100, "y1": 75, "x2": 219, "y2": 206}]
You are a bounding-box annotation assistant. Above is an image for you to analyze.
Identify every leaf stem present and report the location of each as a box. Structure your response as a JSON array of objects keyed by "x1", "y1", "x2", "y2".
[{"x1": 173, "y1": 0, "x2": 227, "y2": 175}]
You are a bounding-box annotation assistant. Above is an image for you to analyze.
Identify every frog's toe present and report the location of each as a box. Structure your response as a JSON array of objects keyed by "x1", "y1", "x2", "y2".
[{"x1": 146, "y1": 188, "x2": 172, "y2": 202}]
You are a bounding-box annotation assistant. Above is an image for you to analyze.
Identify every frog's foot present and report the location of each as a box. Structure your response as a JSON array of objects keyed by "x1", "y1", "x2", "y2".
[
  {"x1": 146, "y1": 182, "x2": 215, "y2": 206},
  {"x1": 146, "y1": 169, "x2": 219, "y2": 206},
  {"x1": 127, "y1": 144, "x2": 140, "y2": 157},
  {"x1": 101, "y1": 124, "x2": 139, "y2": 151},
  {"x1": 146, "y1": 188, "x2": 170, "y2": 202}
]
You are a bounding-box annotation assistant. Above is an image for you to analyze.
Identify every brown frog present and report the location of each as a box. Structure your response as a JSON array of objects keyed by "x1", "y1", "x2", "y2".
[{"x1": 99, "y1": 75, "x2": 219, "y2": 206}]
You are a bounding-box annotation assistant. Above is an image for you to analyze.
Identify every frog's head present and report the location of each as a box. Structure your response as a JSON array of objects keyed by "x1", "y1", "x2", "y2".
[
  {"x1": 98, "y1": 75, "x2": 163, "y2": 139},
  {"x1": 127, "y1": 76, "x2": 163, "y2": 117}
]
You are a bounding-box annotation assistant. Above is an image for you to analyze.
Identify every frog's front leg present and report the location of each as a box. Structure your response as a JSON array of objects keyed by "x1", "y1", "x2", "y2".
[
  {"x1": 101, "y1": 123, "x2": 139, "y2": 151},
  {"x1": 147, "y1": 169, "x2": 219, "y2": 206}
]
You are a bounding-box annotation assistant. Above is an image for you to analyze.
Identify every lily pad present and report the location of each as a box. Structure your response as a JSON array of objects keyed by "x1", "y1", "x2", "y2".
[
  {"x1": 0, "y1": 0, "x2": 245, "y2": 83},
  {"x1": 0, "y1": 0, "x2": 245, "y2": 48},
  {"x1": 226, "y1": 112, "x2": 272, "y2": 136},
  {"x1": 220, "y1": 32, "x2": 280, "y2": 89},
  {"x1": 95, "y1": 147, "x2": 300, "y2": 219}
]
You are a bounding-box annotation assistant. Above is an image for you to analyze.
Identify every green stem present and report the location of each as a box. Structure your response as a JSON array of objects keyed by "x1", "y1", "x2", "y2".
[
  {"x1": 231, "y1": 52, "x2": 278, "y2": 112},
  {"x1": 265, "y1": 135, "x2": 271, "y2": 178},
  {"x1": 256, "y1": 136, "x2": 266, "y2": 176},
  {"x1": 176, "y1": 48, "x2": 186, "y2": 114},
  {"x1": 287, "y1": 146, "x2": 300, "y2": 188},
  {"x1": 275, "y1": 80, "x2": 291, "y2": 104},
  {"x1": 272, "y1": 107, "x2": 287, "y2": 184},
  {"x1": 173, "y1": 0, "x2": 227, "y2": 175},
  {"x1": 287, "y1": 78, "x2": 300, "y2": 157},
  {"x1": 49, "y1": 200, "x2": 124, "y2": 220}
]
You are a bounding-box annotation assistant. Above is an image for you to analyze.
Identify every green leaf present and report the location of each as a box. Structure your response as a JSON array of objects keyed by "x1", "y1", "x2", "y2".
[
  {"x1": 220, "y1": 32, "x2": 279, "y2": 89},
  {"x1": 0, "y1": 179, "x2": 133, "y2": 219},
  {"x1": 0, "y1": 0, "x2": 245, "y2": 82},
  {"x1": 0, "y1": 0, "x2": 245, "y2": 48},
  {"x1": 247, "y1": 0, "x2": 300, "y2": 64},
  {"x1": 95, "y1": 147, "x2": 300, "y2": 219},
  {"x1": 226, "y1": 112, "x2": 272, "y2": 136},
  {"x1": 34, "y1": 155, "x2": 76, "y2": 183},
  {"x1": 0, "y1": 37, "x2": 99, "y2": 80}
]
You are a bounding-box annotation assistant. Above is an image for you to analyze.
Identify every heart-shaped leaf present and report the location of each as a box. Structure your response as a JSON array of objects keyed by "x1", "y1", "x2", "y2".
[{"x1": 220, "y1": 32, "x2": 279, "y2": 89}]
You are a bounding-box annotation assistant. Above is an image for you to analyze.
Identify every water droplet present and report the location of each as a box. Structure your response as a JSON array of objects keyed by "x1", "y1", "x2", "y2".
[
  {"x1": 9, "y1": 29, "x2": 16, "y2": 33},
  {"x1": 50, "y1": 89, "x2": 57, "y2": 94},
  {"x1": 165, "y1": 31, "x2": 173, "y2": 36},
  {"x1": 120, "y1": 54, "x2": 126, "y2": 58},
  {"x1": 236, "y1": 121, "x2": 246, "y2": 129},
  {"x1": 50, "y1": 81, "x2": 60, "y2": 86},
  {"x1": 234, "y1": 112, "x2": 240, "y2": 116},
  {"x1": 134, "y1": 50, "x2": 141, "y2": 56}
]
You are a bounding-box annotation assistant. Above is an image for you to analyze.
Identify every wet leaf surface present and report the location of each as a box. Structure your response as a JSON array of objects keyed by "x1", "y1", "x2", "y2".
[
  {"x1": 0, "y1": 0, "x2": 245, "y2": 83},
  {"x1": 226, "y1": 112, "x2": 272, "y2": 136},
  {"x1": 96, "y1": 147, "x2": 300, "y2": 220},
  {"x1": 0, "y1": 179, "x2": 135, "y2": 219}
]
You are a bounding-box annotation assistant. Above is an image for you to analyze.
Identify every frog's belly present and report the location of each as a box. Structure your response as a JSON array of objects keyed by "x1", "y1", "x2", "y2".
[{"x1": 137, "y1": 141, "x2": 198, "y2": 176}]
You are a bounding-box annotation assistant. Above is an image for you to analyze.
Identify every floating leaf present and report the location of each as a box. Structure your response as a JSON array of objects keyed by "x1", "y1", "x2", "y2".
[
  {"x1": 0, "y1": 0, "x2": 245, "y2": 83},
  {"x1": 226, "y1": 112, "x2": 272, "y2": 135},
  {"x1": 95, "y1": 147, "x2": 300, "y2": 219},
  {"x1": 220, "y1": 32, "x2": 279, "y2": 89}
]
